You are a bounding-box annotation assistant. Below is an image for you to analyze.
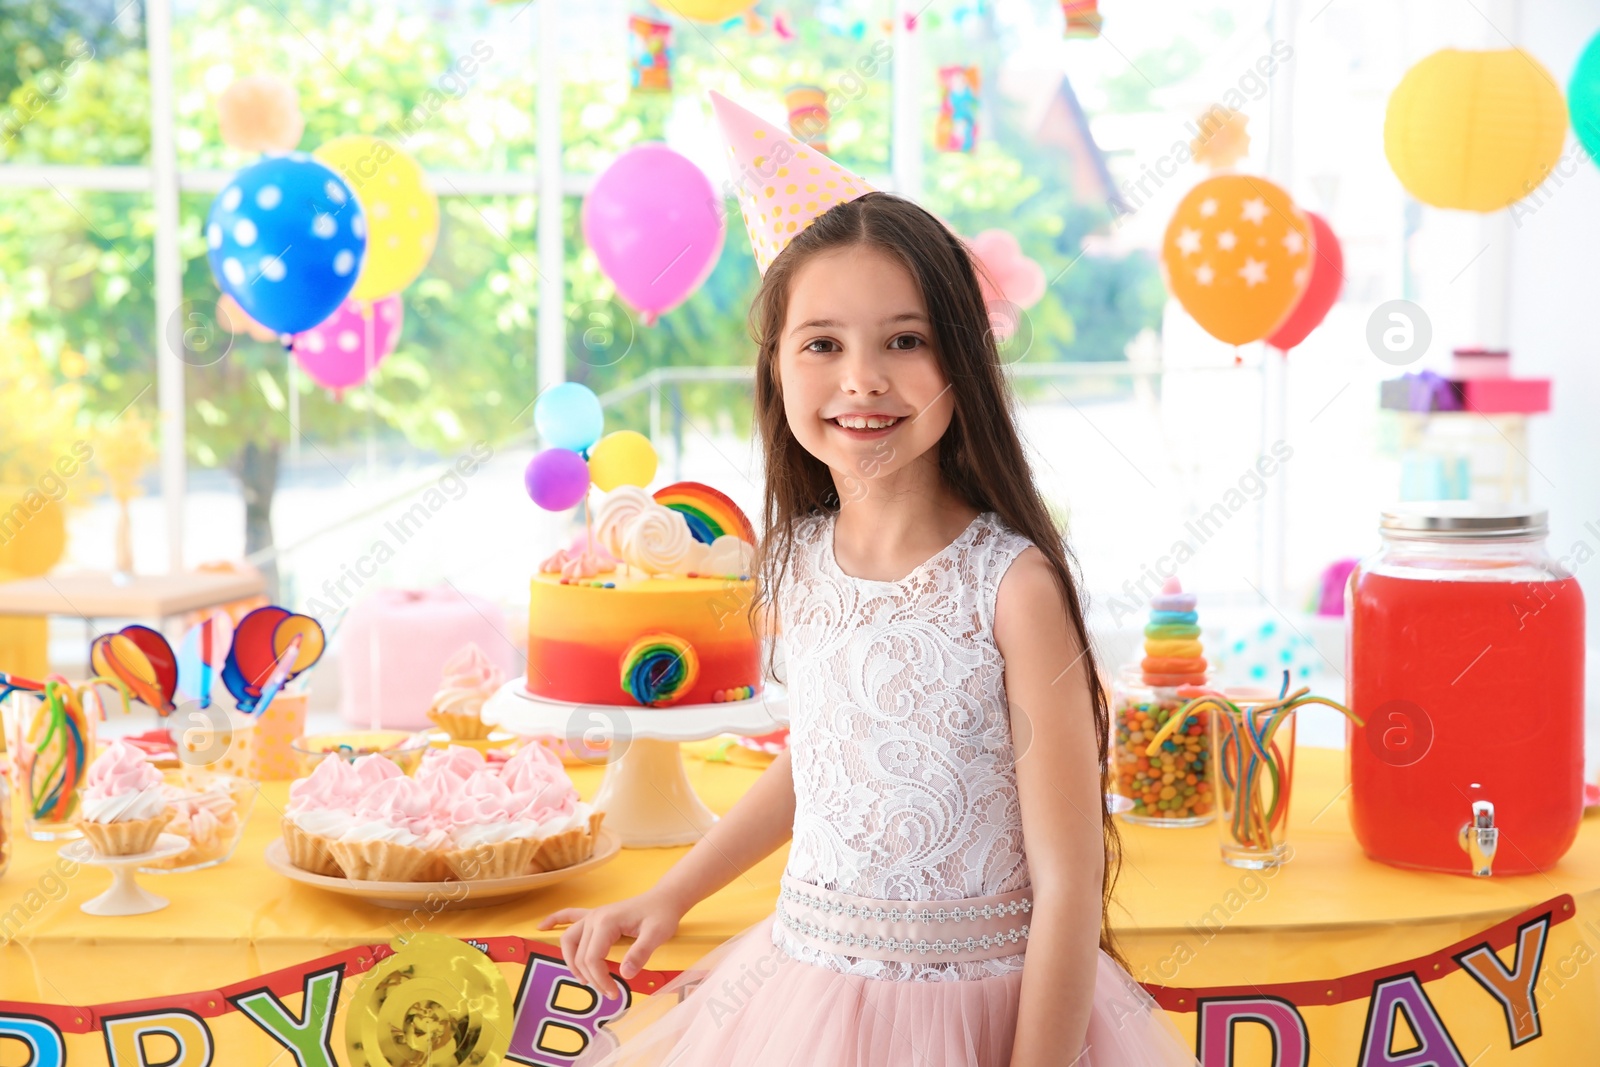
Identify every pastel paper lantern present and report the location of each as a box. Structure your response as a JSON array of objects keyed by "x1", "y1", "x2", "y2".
[
  {"x1": 1568, "y1": 31, "x2": 1600, "y2": 162},
  {"x1": 1384, "y1": 48, "x2": 1567, "y2": 212},
  {"x1": 217, "y1": 75, "x2": 304, "y2": 153}
]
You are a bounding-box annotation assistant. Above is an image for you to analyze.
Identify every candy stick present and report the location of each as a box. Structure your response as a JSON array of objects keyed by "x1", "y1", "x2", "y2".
[{"x1": 200, "y1": 616, "x2": 215, "y2": 710}]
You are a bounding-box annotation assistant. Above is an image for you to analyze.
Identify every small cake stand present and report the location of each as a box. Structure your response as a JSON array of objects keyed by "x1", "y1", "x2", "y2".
[
  {"x1": 59, "y1": 833, "x2": 190, "y2": 916},
  {"x1": 484, "y1": 680, "x2": 789, "y2": 848}
]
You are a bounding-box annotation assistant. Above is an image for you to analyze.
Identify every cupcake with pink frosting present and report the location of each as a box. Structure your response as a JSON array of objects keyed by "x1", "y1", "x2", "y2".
[
  {"x1": 282, "y1": 754, "x2": 361, "y2": 876},
  {"x1": 499, "y1": 743, "x2": 604, "y2": 873},
  {"x1": 426, "y1": 643, "x2": 503, "y2": 741},
  {"x1": 77, "y1": 739, "x2": 174, "y2": 855},
  {"x1": 327, "y1": 773, "x2": 452, "y2": 882}
]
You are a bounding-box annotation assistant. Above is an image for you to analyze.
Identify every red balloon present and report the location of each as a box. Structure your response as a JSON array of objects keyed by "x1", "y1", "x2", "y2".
[{"x1": 1267, "y1": 211, "x2": 1343, "y2": 352}]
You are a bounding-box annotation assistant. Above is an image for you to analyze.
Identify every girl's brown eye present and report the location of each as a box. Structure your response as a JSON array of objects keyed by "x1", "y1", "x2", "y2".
[{"x1": 890, "y1": 335, "x2": 923, "y2": 351}]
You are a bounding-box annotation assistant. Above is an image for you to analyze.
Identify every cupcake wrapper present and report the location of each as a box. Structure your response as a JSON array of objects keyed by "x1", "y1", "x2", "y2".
[
  {"x1": 427, "y1": 708, "x2": 494, "y2": 741},
  {"x1": 77, "y1": 811, "x2": 174, "y2": 857},
  {"x1": 443, "y1": 835, "x2": 541, "y2": 881},
  {"x1": 530, "y1": 811, "x2": 606, "y2": 873},
  {"x1": 328, "y1": 837, "x2": 439, "y2": 882},
  {"x1": 281, "y1": 819, "x2": 345, "y2": 878}
]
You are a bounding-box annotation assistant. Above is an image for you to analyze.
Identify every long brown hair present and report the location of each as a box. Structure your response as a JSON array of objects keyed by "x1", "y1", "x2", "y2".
[{"x1": 747, "y1": 191, "x2": 1130, "y2": 972}]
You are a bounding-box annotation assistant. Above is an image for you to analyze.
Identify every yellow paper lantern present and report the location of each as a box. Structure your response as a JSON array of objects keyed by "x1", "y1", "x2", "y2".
[
  {"x1": 588, "y1": 430, "x2": 658, "y2": 491},
  {"x1": 661, "y1": 0, "x2": 758, "y2": 22},
  {"x1": 1384, "y1": 48, "x2": 1567, "y2": 212},
  {"x1": 313, "y1": 135, "x2": 440, "y2": 301},
  {"x1": 0, "y1": 486, "x2": 66, "y2": 577}
]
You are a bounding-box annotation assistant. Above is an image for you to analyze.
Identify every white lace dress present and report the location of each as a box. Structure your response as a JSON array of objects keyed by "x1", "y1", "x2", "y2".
[
  {"x1": 577, "y1": 509, "x2": 1205, "y2": 1066},
  {"x1": 771, "y1": 509, "x2": 1035, "y2": 981}
]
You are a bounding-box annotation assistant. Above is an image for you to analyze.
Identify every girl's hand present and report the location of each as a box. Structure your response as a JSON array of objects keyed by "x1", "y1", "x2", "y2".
[{"x1": 537, "y1": 889, "x2": 687, "y2": 998}]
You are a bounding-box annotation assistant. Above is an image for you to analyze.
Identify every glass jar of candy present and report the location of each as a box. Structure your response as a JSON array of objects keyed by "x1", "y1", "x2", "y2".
[
  {"x1": 1110, "y1": 666, "x2": 1214, "y2": 826},
  {"x1": 1348, "y1": 503, "x2": 1584, "y2": 875}
]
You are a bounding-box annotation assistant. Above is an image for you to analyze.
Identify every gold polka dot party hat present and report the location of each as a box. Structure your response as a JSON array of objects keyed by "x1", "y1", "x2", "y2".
[{"x1": 709, "y1": 90, "x2": 875, "y2": 275}]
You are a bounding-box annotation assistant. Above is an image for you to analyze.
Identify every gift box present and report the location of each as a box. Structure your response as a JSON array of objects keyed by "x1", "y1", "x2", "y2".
[
  {"x1": 1380, "y1": 371, "x2": 1463, "y2": 412},
  {"x1": 1462, "y1": 377, "x2": 1550, "y2": 414},
  {"x1": 339, "y1": 586, "x2": 515, "y2": 730},
  {"x1": 1451, "y1": 347, "x2": 1509, "y2": 379}
]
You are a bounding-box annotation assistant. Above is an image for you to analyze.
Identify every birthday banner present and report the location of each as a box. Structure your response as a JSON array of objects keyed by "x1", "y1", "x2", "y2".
[{"x1": 1, "y1": 894, "x2": 1596, "y2": 1065}]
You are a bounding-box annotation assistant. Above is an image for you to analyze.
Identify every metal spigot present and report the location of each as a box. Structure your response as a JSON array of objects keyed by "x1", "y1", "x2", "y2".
[{"x1": 1458, "y1": 800, "x2": 1497, "y2": 877}]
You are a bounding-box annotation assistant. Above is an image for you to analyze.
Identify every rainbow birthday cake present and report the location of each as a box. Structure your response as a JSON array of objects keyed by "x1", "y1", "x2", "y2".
[{"x1": 527, "y1": 481, "x2": 763, "y2": 708}]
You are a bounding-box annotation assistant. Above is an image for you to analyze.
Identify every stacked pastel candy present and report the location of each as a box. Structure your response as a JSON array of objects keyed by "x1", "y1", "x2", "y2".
[
  {"x1": 1112, "y1": 577, "x2": 1212, "y2": 823},
  {"x1": 1141, "y1": 577, "x2": 1207, "y2": 686}
]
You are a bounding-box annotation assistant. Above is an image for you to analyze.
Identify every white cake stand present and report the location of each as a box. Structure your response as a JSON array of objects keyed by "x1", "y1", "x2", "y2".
[
  {"x1": 59, "y1": 834, "x2": 189, "y2": 916},
  {"x1": 484, "y1": 679, "x2": 789, "y2": 848}
]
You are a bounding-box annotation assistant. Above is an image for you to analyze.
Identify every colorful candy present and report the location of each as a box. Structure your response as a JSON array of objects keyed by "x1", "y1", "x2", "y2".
[
  {"x1": 1141, "y1": 577, "x2": 1207, "y2": 686},
  {"x1": 6, "y1": 675, "x2": 129, "y2": 834},
  {"x1": 1112, "y1": 690, "x2": 1213, "y2": 823},
  {"x1": 619, "y1": 632, "x2": 700, "y2": 707},
  {"x1": 1144, "y1": 673, "x2": 1363, "y2": 860}
]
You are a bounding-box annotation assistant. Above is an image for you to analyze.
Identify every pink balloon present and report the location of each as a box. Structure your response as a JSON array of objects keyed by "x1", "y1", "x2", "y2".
[
  {"x1": 291, "y1": 295, "x2": 404, "y2": 392},
  {"x1": 582, "y1": 144, "x2": 725, "y2": 325}
]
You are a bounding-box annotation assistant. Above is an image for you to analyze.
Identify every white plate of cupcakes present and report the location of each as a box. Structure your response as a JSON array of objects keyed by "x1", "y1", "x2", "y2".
[{"x1": 266, "y1": 743, "x2": 617, "y2": 909}]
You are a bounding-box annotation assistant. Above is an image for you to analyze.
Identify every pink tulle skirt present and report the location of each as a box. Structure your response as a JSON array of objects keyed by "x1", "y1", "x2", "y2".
[{"x1": 573, "y1": 914, "x2": 1199, "y2": 1067}]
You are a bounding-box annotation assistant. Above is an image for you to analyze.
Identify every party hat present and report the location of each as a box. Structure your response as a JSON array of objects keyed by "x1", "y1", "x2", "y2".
[{"x1": 710, "y1": 90, "x2": 876, "y2": 274}]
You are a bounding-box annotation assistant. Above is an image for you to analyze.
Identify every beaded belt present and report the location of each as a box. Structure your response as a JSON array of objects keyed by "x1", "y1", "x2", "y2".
[{"x1": 776, "y1": 875, "x2": 1032, "y2": 965}]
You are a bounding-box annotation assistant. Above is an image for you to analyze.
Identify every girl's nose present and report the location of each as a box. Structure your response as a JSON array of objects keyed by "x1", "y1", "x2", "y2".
[{"x1": 839, "y1": 349, "x2": 889, "y2": 396}]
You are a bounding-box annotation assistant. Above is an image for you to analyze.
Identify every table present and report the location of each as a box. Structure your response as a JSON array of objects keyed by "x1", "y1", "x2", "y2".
[
  {"x1": 0, "y1": 571, "x2": 265, "y2": 625},
  {"x1": 1, "y1": 746, "x2": 1597, "y2": 1065}
]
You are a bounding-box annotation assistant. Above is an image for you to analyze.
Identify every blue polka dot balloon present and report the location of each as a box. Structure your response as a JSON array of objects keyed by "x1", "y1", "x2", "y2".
[{"x1": 205, "y1": 153, "x2": 368, "y2": 336}]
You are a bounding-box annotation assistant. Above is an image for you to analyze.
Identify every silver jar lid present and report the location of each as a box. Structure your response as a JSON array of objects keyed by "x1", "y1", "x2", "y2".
[{"x1": 1380, "y1": 501, "x2": 1548, "y2": 539}]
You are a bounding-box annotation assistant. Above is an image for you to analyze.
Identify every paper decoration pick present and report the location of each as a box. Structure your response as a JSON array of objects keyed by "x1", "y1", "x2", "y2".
[
  {"x1": 223, "y1": 606, "x2": 325, "y2": 713},
  {"x1": 1161, "y1": 175, "x2": 1312, "y2": 346},
  {"x1": 711, "y1": 90, "x2": 876, "y2": 276},
  {"x1": 629, "y1": 15, "x2": 672, "y2": 93},
  {"x1": 177, "y1": 611, "x2": 236, "y2": 709},
  {"x1": 90, "y1": 625, "x2": 178, "y2": 715},
  {"x1": 937, "y1": 65, "x2": 981, "y2": 152}
]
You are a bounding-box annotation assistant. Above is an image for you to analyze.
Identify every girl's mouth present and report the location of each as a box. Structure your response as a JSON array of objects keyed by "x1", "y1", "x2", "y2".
[{"x1": 827, "y1": 414, "x2": 903, "y2": 439}]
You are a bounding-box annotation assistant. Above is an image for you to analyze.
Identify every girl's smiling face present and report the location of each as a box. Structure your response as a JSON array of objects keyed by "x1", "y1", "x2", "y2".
[{"x1": 777, "y1": 243, "x2": 955, "y2": 495}]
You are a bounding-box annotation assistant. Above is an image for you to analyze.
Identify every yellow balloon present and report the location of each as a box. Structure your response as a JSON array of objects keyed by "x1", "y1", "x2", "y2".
[
  {"x1": 313, "y1": 135, "x2": 440, "y2": 300},
  {"x1": 588, "y1": 431, "x2": 658, "y2": 491},
  {"x1": 1384, "y1": 48, "x2": 1567, "y2": 212},
  {"x1": 666, "y1": 0, "x2": 757, "y2": 21}
]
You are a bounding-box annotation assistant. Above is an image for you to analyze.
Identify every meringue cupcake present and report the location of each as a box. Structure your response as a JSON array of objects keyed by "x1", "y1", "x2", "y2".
[
  {"x1": 327, "y1": 775, "x2": 451, "y2": 882},
  {"x1": 76, "y1": 739, "x2": 174, "y2": 856},
  {"x1": 282, "y1": 755, "x2": 360, "y2": 877},
  {"x1": 441, "y1": 770, "x2": 545, "y2": 880},
  {"x1": 426, "y1": 644, "x2": 503, "y2": 741},
  {"x1": 499, "y1": 744, "x2": 604, "y2": 872}
]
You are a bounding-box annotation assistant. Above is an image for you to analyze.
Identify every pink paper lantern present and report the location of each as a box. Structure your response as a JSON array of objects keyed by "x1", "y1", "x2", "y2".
[{"x1": 291, "y1": 295, "x2": 404, "y2": 394}]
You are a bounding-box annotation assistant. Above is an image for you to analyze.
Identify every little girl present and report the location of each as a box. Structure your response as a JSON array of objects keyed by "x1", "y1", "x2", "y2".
[{"x1": 538, "y1": 94, "x2": 1199, "y2": 1067}]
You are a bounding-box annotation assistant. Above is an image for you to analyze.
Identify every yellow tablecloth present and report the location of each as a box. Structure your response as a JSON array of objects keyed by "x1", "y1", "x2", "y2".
[{"x1": 2, "y1": 746, "x2": 1598, "y2": 1064}]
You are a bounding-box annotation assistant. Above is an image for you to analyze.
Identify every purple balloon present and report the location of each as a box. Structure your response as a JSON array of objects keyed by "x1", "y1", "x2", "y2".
[
  {"x1": 582, "y1": 144, "x2": 726, "y2": 324},
  {"x1": 525, "y1": 448, "x2": 589, "y2": 511}
]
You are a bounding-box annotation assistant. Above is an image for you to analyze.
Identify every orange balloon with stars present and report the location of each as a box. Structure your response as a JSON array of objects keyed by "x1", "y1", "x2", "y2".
[{"x1": 1161, "y1": 175, "x2": 1312, "y2": 346}]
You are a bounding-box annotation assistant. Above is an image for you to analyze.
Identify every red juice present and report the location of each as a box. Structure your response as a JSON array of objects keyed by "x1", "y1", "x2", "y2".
[{"x1": 1347, "y1": 566, "x2": 1585, "y2": 874}]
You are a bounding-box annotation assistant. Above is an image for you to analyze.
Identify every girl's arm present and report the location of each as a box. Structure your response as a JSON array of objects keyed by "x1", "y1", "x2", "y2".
[
  {"x1": 538, "y1": 746, "x2": 796, "y2": 997},
  {"x1": 994, "y1": 548, "x2": 1106, "y2": 1066}
]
